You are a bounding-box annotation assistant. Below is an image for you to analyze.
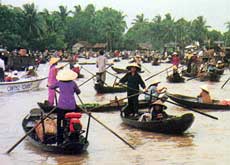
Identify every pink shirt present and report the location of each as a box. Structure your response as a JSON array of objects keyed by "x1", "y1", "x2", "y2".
[
  {"x1": 48, "y1": 65, "x2": 58, "y2": 85},
  {"x1": 172, "y1": 56, "x2": 180, "y2": 66}
]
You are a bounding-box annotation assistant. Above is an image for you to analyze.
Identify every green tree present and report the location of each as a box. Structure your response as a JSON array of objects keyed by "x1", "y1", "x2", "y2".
[
  {"x1": 22, "y1": 3, "x2": 44, "y2": 49},
  {"x1": 94, "y1": 7, "x2": 126, "y2": 50}
]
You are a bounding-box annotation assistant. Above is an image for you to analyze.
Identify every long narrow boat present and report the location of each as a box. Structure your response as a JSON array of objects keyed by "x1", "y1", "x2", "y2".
[
  {"x1": 37, "y1": 99, "x2": 150, "y2": 113},
  {"x1": 111, "y1": 66, "x2": 127, "y2": 74},
  {"x1": 111, "y1": 66, "x2": 144, "y2": 74},
  {"x1": 166, "y1": 75, "x2": 185, "y2": 83},
  {"x1": 0, "y1": 77, "x2": 46, "y2": 93},
  {"x1": 78, "y1": 62, "x2": 96, "y2": 65},
  {"x1": 94, "y1": 83, "x2": 126, "y2": 93},
  {"x1": 22, "y1": 108, "x2": 89, "y2": 154},
  {"x1": 199, "y1": 73, "x2": 220, "y2": 82},
  {"x1": 167, "y1": 93, "x2": 230, "y2": 110},
  {"x1": 121, "y1": 112, "x2": 194, "y2": 134}
]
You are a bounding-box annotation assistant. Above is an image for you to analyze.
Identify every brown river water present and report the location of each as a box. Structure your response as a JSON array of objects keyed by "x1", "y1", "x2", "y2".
[{"x1": 0, "y1": 59, "x2": 230, "y2": 165}]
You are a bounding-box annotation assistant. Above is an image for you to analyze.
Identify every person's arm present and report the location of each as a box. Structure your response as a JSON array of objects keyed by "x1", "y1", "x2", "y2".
[
  {"x1": 96, "y1": 58, "x2": 99, "y2": 68},
  {"x1": 119, "y1": 73, "x2": 129, "y2": 84},
  {"x1": 158, "y1": 86, "x2": 167, "y2": 94},
  {"x1": 49, "y1": 82, "x2": 59, "y2": 89},
  {"x1": 74, "y1": 82, "x2": 81, "y2": 95},
  {"x1": 139, "y1": 75, "x2": 146, "y2": 89},
  {"x1": 3, "y1": 61, "x2": 5, "y2": 71}
]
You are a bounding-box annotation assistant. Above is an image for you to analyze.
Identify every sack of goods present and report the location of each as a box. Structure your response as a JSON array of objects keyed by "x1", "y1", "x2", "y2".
[
  {"x1": 110, "y1": 98, "x2": 124, "y2": 106},
  {"x1": 35, "y1": 118, "x2": 57, "y2": 142}
]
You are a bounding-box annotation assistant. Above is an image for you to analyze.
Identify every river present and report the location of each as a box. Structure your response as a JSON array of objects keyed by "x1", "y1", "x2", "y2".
[{"x1": 0, "y1": 59, "x2": 230, "y2": 165}]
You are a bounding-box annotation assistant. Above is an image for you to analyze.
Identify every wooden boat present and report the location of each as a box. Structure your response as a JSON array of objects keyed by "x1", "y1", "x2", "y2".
[
  {"x1": 216, "y1": 68, "x2": 225, "y2": 75},
  {"x1": 199, "y1": 72, "x2": 220, "y2": 82},
  {"x1": 167, "y1": 93, "x2": 230, "y2": 110},
  {"x1": 113, "y1": 58, "x2": 121, "y2": 62},
  {"x1": 0, "y1": 77, "x2": 46, "y2": 93},
  {"x1": 121, "y1": 112, "x2": 194, "y2": 134},
  {"x1": 152, "y1": 60, "x2": 160, "y2": 66},
  {"x1": 166, "y1": 75, "x2": 185, "y2": 83},
  {"x1": 78, "y1": 74, "x2": 84, "y2": 79},
  {"x1": 38, "y1": 99, "x2": 150, "y2": 113},
  {"x1": 22, "y1": 108, "x2": 89, "y2": 154},
  {"x1": 94, "y1": 83, "x2": 127, "y2": 93},
  {"x1": 78, "y1": 62, "x2": 96, "y2": 65},
  {"x1": 111, "y1": 66, "x2": 127, "y2": 74},
  {"x1": 111, "y1": 66, "x2": 144, "y2": 74}
]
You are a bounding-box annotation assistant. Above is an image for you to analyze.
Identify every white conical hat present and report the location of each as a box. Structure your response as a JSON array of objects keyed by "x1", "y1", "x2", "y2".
[
  {"x1": 56, "y1": 69, "x2": 78, "y2": 81},
  {"x1": 200, "y1": 85, "x2": 209, "y2": 93}
]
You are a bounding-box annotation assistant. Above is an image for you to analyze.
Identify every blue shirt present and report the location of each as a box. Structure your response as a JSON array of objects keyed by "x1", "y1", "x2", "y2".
[{"x1": 145, "y1": 86, "x2": 159, "y2": 101}]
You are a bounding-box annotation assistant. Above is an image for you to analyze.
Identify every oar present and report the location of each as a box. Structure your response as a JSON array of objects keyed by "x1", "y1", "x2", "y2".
[
  {"x1": 105, "y1": 72, "x2": 218, "y2": 120},
  {"x1": 145, "y1": 65, "x2": 173, "y2": 81},
  {"x1": 221, "y1": 77, "x2": 230, "y2": 89},
  {"x1": 76, "y1": 95, "x2": 135, "y2": 150},
  {"x1": 186, "y1": 74, "x2": 203, "y2": 81},
  {"x1": 141, "y1": 64, "x2": 151, "y2": 74},
  {"x1": 6, "y1": 107, "x2": 57, "y2": 154},
  {"x1": 78, "y1": 75, "x2": 96, "y2": 87},
  {"x1": 165, "y1": 97, "x2": 218, "y2": 120}
]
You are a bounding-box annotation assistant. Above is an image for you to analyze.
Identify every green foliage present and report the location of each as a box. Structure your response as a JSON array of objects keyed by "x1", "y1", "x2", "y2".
[{"x1": 0, "y1": 3, "x2": 229, "y2": 51}]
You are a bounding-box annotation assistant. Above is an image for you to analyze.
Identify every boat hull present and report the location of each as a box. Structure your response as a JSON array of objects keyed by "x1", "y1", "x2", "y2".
[
  {"x1": 0, "y1": 77, "x2": 46, "y2": 93},
  {"x1": 94, "y1": 84, "x2": 126, "y2": 94},
  {"x1": 167, "y1": 93, "x2": 230, "y2": 110},
  {"x1": 22, "y1": 109, "x2": 89, "y2": 154},
  {"x1": 121, "y1": 113, "x2": 194, "y2": 134}
]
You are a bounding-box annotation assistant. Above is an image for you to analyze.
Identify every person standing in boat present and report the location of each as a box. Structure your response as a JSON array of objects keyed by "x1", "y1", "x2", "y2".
[
  {"x1": 50, "y1": 69, "x2": 80, "y2": 145},
  {"x1": 119, "y1": 63, "x2": 146, "y2": 117},
  {"x1": 96, "y1": 50, "x2": 108, "y2": 85},
  {"x1": 0, "y1": 56, "x2": 5, "y2": 82},
  {"x1": 198, "y1": 85, "x2": 212, "y2": 104},
  {"x1": 47, "y1": 57, "x2": 60, "y2": 106},
  {"x1": 145, "y1": 80, "x2": 167, "y2": 102}
]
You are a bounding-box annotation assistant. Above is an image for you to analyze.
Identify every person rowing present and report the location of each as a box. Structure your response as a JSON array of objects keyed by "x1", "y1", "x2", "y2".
[
  {"x1": 144, "y1": 80, "x2": 167, "y2": 102},
  {"x1": 119, "y1": 63, "x2": 147, "y2": 117},
  {"x1": 197, "y1": 85, "x2": 212, "y2": 104},
  {"x1": 49, "y1": 69, "x2": 80, "y2": 145}
]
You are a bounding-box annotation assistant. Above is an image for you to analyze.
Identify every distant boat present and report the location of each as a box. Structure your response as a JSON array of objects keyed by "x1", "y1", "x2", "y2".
[
  {"x1": 167, "y1": 93, "x2": 230, "y2": 110},
  {"x1": 0, "y1": 77, "x2": 46, "y2": 93}
]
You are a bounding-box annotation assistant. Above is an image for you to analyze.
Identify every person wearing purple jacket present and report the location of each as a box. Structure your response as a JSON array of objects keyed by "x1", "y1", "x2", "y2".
[{"x1": 50, "y1": 69, "x2": 80, "y2": 144}]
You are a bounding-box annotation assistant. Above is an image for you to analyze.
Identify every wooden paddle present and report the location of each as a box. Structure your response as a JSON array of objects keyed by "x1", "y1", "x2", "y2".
[
  {"x1": 77, "y1": 95, "x2": 135, "y2": 150},
  {"x1": 105, "y1": 72, "x2": 219, "y2": 120},
  {"x1": 80, "y1": 64, "x2": 113, "y2": 86},
  {"x1": 141, "y1": 64, "x2": 151, "y2": 74},
  {"x1": 6, "y1": 107, "x2": 57, "y2": 154},
  {"x1": 145, "y1": 65, "x2": 173, "y2": 81},
  {"x1": 221, "y1": 77, "x2": 230, "y2": 89}
]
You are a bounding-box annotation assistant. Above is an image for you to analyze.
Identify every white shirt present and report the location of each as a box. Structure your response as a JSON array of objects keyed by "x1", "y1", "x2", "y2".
[
  {"x1": 0, "y1": 58, "x2": 5, "y2": 71},
  {"x1": 96, "y1": 55, "x2": 108, "y2": 73}
]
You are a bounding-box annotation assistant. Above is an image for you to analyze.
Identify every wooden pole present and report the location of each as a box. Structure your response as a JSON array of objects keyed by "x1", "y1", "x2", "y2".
[
  {"x1": 6, "y1": 107, "x2": 57, "y2": 154},
  {"x1": 77, "y1": 95, "x2": 135, "y2": 150}
]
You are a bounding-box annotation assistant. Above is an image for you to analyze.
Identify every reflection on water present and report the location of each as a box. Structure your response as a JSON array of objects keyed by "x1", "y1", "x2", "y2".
[{"x1": 0, "y1": 60, "x2": 230, "y2": 164}]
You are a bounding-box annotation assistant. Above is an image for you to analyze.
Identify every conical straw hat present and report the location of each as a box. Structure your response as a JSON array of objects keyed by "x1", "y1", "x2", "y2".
[
  {"x1": 56, "y1": 69, "x2": 78, "y2": 81},
  {"x1": 126, "y1": 63, "x2": 141, "y2": 71},
  {"x1": 200, "y1": 85, "x2": 209, "y2": 93},
  {"x1": 49, "y1": 57, "x2": 60, "y2": 65}
]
